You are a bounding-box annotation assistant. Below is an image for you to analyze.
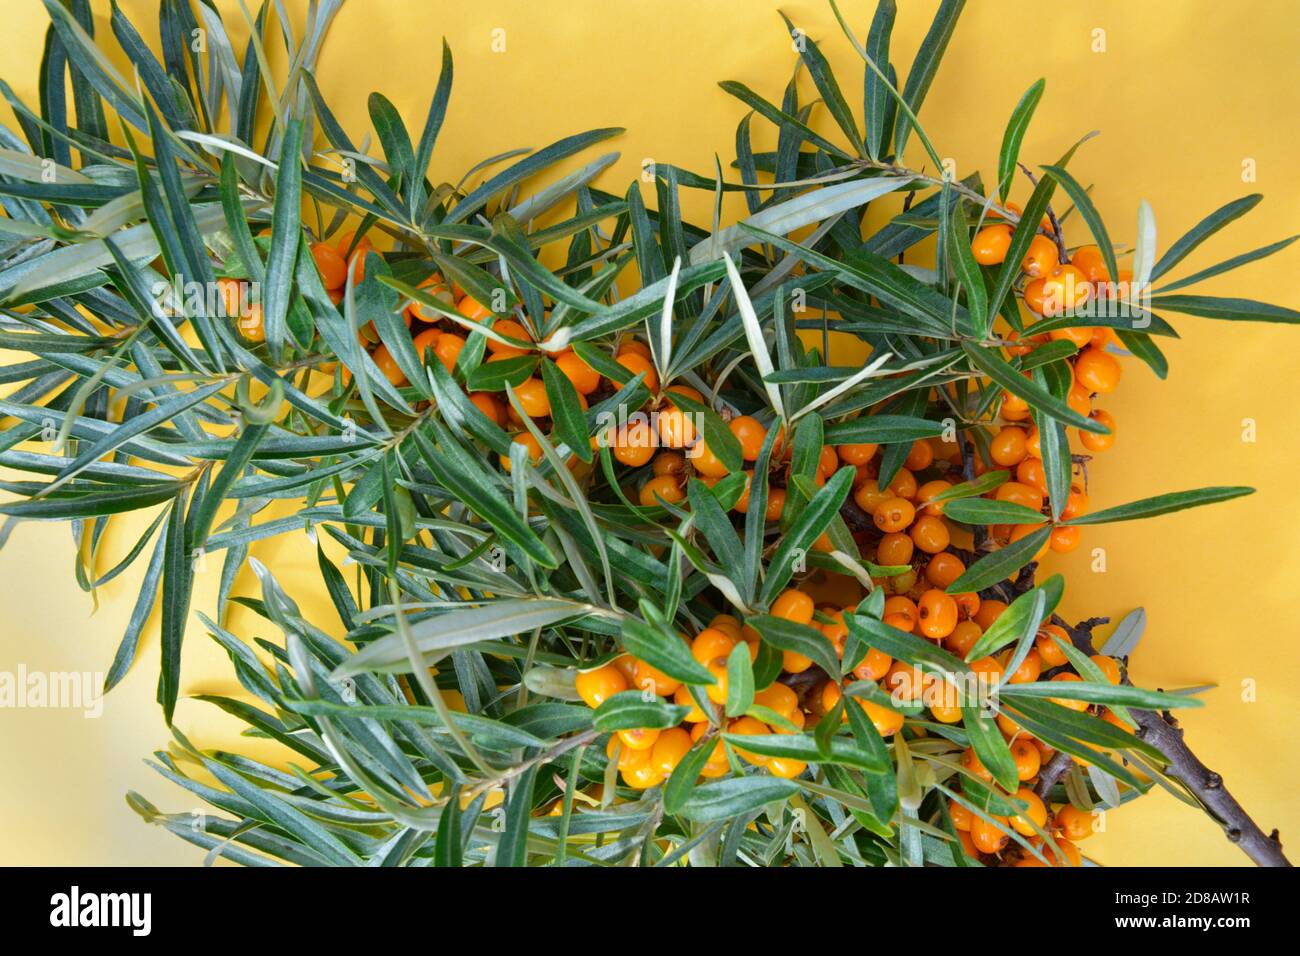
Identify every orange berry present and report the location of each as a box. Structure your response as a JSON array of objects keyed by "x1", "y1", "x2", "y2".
[
  {"x1": 1061, "y1": 482, "x2": 1089, "y2": 520},
  {"x1": 944, "y1": 619, "x2": 982, "y2": 658},
  {"x1": 754, "y1": 681, "x2": 799, "y2": 719},
  {"x1": 904, "y1": 439, "x2": 933, "y2": 471},
  {"x1": 311, "y1": 242, "x2": 348, "y2": 290},
  {"x1": 989, "y1": 426, "x2": 1028, "y2": 467},
  {"x1": 837, "y1": 442, "x2": 878, "y2": 466},
  {"x1": 1011, "y1": 738, "x2": 1042, "y2": 782},
  {"x1": 996, "y1": 480, "x2": 1044, "y2": 513},
  {"x1": 917, "y1": 589, "x2": 959, "y2": 640},
  {"x1": 575, "y1": 664, "x2": 628, "y2": 708},
  {"x1": 1016, "y1": 457, "x2": 1048, "y2": 496},
  {"x1": 768, "y1": 756, "x2": 807, "y2": 779},
  {"x1": 704, "y1": 657, "x2": 730, "y2": 705},
  {"x1": 971, "y1": 224, "x2": 1013, "y2": 265},
  {"x1": 674, "y1": 684, "x2": 708, "y2": 722},
  {"x1": 860, "y1": 697, "x2": 904, "y2": 736},
  {"x1": 1074, "y1": 346, "x2": 1121, "y2": 394},
  {"x1": 853, "y1": 479, "x2": 890, "y2": 515},
  {"x1": 433, "y1": 333, "x2": 465, "y2": 372},
  {"x1": 1022, "y1": 276, "x2": 1049, "y2": 315},
  {"x1": 238, "y1": 302, "x2": 265, "y2": 342},
  {"x1": 887, "y1": 467, "x2": 918, "y2": 499},
  {"x1": 1010, "y1": 788, "x2": 1048, "y2": 835},
  {"x1": 1005, "y1": 649, "x2": 1043, "y2": 685},
  {"x1": 655, "y1": 403, "x2": 697, "y2": 450},
  {"x1": 617, "y1": 340, "x2": 652, "y2": 359},
  {"x1": 616, "y1": 351, "x2": 659, "y2": 392},
  {"x1": 909, "y1": 514, "x2": 951, "y2": 554},
  {"x1": 974, "y1": 600, "x2": 1008, "y2": 631},
  {"x1": 371, "y1": 344, "x2": 407, "y2": 387},
  {"x1": 1049, "y1": 325, "x2": 1094, "y2": 349},
  {"x1": 771, "y1": 588, "x2": 814, "y2": 625},
  {"x1": 1035, "y1": 624, "x2": 1071, "y2": 667},
  {"x1": 618, "y1": 726, "x2": 660, "y2": 752},
  {"x1": 632, "y1": 658, "x2": 681, "y2": 697},
  {"x1": 1071, "y1": 245, "x2": 1110, "y2": 283},
  {"x1": 555, "y1": 351, "x2": 600, "y2": 395},
  {"x1": 728, "y1": 716, "x2": 771, "y2": 764},
  {"x1": 639, "y1": 474, "x2": 685, "y2": 508},
  {"x1": 883, "y1": 596, "x2": 920, "y2": 631},
  {"x1": 687, "y1": 439, "x2": 731, "y2": 478},
  {"x1": 650, "y1": 727, "x2": 692, "y2": 776},
  {"x1": 970, "y1": 816, "x2": 1010, "y2": 854},
  {"x1": 456, "y1": 295, "x2": 492, "y2": 322},
  {"x1": 1049, "y1": 525, "x2": 1081, "y2": 553},
  {"x1": 876, "y1": 531, "x2": 914, "y2": 567},
  {"x1": 613, "y1": 420, "x2": 656, "y2": 467},
  {"x1": 1021, "y1": 234, "x2": 1059, "y2": 278},
  {"x1": 512, "y1": 377, "x2": 550, "y2": 419},
  {"x1": 1090, "y1": 654, "x2": 1122, "y2": 685},
  {"x1": 1079, "y1": 409, "x2": 1116, "y2": 452},
  {"x1": 950, "y1": 799, "x2": 974, "y2": 831},
  {"x1": 1039, "y1": 265, "x2": 1092, "y2": 316},
  {"x1": 691, "y1": 628, "x2": 737, "y2": 665},
  {"x1": 915, "y1": 479, "x2": 952, "y2": 516},
  {"x1": 924, "y1": 552, "x2": 965, "y2": 589},
  {"x1": 873, "y1": 496, "x2": 916, "y2": 533},
  {"x1": 1055, "y1": 804, "x2": 1098, "y2": 841},
  {"x1": 852, "y1": 646, "x2": 892, "y2": 682},
  {"x1": 724, "y1": 415, "x2": 764, "y2": 461}
]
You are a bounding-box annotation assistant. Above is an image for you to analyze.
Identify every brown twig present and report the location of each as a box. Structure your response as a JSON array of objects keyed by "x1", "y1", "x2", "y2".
[{"x1": 1045, "y1": 617, "x2": 1291, "y2": 867}]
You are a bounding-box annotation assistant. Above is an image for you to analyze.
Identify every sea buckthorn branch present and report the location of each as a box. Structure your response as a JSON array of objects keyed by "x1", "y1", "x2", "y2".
[{"x1": 1047, "y1": 616, "x2": 1292, "y2": 868}]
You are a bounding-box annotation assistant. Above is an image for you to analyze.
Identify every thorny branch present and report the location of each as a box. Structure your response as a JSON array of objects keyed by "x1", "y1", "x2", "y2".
[{"x1": 1041, "y1": 616, "x2": 1291, "y2": 867}]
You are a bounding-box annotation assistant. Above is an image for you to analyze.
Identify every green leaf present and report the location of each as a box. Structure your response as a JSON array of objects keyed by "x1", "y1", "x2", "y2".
[
  {"x1": 927, "y1": 469, "x2": 1010, "y2": 506},
  {"x1": 941, "y1": 497, "x2": 1047, "y2": 526},
  {"x1": 1041, "y1": 163, "x2": 1118, "y2": 290},
  {"x1": 780, "y1": 13, "x2": 863, "y2": 155},
  {"x1": 1064, "y1": 486, "x2": 1253, "y2": 526},
  {"x1": 540, "y1": 359, "x2": 591, "y2": 462},
  {"x1": 1151, "y1": 194, "x2": 1261, "y2": 281},
  {"x1": 1147, "y1": 295, "x2": 1300, "y2": 325},
  {"x1": 1001, "y1": 681, "x2": 1204, "y2": 711},
  {"x1": 677, "y1": 777, "x2": 798, "y2": 822},
  {"x1": 664, "y1": 736, "x2": 722, "y2": 815},
  {"x1": 822, "y1": 414, "x2": 944, "y2": 444},
  {"x1": 496, "y1": 763, "x2": 538, "y2": 867},
  {"x1": 724, "y1": 641, "x2": 755, "y2": 718},
  {"x1": 745, "y1": 615, "x2": 840, "y2": 681},
  {"x1": 962, "y1": 341, "x2": 1105, "y2": 433},
  {"x1": 965, "y1": 575, "x2": 1059, "y2": 661},
  {"x1": 998, "y1": 80, "x2": 1045, "y2": 201},
  {"x1": 944, "y1": 526, "x2": 1051, "y2": 594},
  {"x1": 893, "y1": 0, "x2": 966, "y2": 157},
  {"x1": 621, "y1": 602, "x2": 715, "y2": 686},
  {"x1": 335, "y1": 599, "x2": 585, "y2": 676},
  {"x1": 156, "y1": 491, "x2": 190, "y2": 725},
  {"x1": 722, "y1": 731, "x2": 886, "y2": 772},
  {"x1": 1154, "y1": 236, "x2": 1299, "y2": 295},
  {"x1": 862, "y1": 0, "x2": 897, "y2": 160},
  {"x1": 760, "y1": 466, "x2": 854, "y2": 602},
  {"x1": 943, "y1": 187, "x2": 988, "y2": 322},
  {"x1": 262, "y1": 119, "x2": 304, "y2": 361},
  {"x1": 592, "y1": 691, "x2": 690, "y2": 732},
  {"x1": 962, "y1": 704, "x2": 1019, "y2": 792}
]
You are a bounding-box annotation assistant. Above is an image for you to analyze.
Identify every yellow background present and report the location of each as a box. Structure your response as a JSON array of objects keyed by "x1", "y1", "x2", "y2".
[{"x1": 1, "y1": 0, "x2": 1297, "y2": 865}]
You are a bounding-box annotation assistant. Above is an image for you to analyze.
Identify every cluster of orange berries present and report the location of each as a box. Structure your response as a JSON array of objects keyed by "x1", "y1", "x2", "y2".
[
  {"x1": 971, "y1": 201, "x2": 1127, "y2": 461},
  {"x1": 575, "y1": 592, "x2": 904, "y2": 790}
]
